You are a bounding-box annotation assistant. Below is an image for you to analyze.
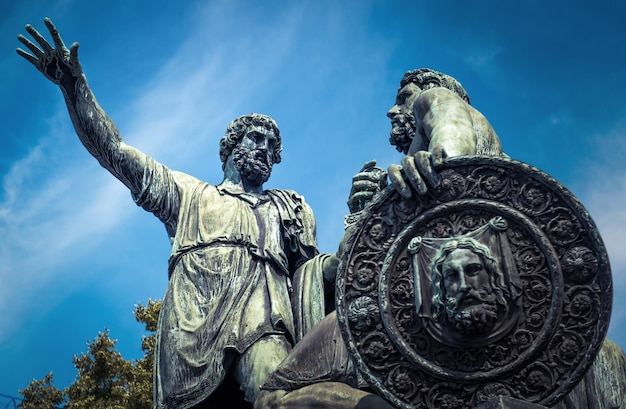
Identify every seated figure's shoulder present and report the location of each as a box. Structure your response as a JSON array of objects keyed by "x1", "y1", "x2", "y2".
[
  {"x1": 467, "y1": 104, "x2": 493, "y2": 134},
  {"x1": 467, "y1": 105, "x2": 504, "y2": 156},
  {"x1": 421, "y1": 86, "x2": 458, "y2": 97},
  {"x1": 418, "y1": 87, "x2": 464, "y2": 104},
  {"x1": 414, "y1": 87, "x2": 468, "y2": 118}
]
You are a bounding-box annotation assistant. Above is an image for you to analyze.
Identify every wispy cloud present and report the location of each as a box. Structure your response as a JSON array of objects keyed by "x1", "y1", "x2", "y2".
[
  {"x1": 584, "y1": 174, "x2": 626, "y2": 280},
  {"x1": 574, "y1": 118, "x2": 626, "y2": 344},
  {"x1": 463, "y1": 44, "x2": 504, "y2": 72},
  {"x1": 585, "y1": 175, "x2": 626, "y2": 344},
  {"x1": 577, "y1": 119, "x2": 626, "y2": 272},
  {"x1": 0, "y1": 108, "x2": 131, "y2": 339},
  {"x1": 0, "y1": 0, "x2": 305, "y2": 342}
]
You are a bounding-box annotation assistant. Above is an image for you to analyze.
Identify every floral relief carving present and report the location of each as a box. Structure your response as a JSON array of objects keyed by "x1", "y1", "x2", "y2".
[{"x1": 336, "y1": 157, "x2": 611, "y2": 408}]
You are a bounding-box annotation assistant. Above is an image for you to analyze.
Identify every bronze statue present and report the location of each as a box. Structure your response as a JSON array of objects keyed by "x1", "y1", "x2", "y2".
[
  {"x1": 349, "y1": 68, "x2": 505, "y2": 216},
  {"x1": 17, "y1": 16, "x2": 623, "y2": 407},
  {"x1": 257, "y1": 69, "x2": 618, "y2": 408},
  {"x1": 17, "y1": 19, "x2": 338, "y2": 408},
  {"x1": 255, "y1": 69, "x2": 509, "y2": 409},
  {"x1": 387, "y1": 68, "x2": 502, "y2": 158}
]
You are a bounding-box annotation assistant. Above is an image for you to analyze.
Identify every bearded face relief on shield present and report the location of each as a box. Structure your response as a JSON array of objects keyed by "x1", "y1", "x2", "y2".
[{"x1": 408, "y1": 217, "x2": 522, "y2": 348}]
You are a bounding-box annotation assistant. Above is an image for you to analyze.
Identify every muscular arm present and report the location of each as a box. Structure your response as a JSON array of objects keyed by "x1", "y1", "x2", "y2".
[
  {"x1": 66, "y1": 74, "x2": 148, "y2": 193},
  {"x1": 389, "y1": 87, "x2": 478, "y2": 199},
  {"x1": 412, "y1": 87, "x2": 477, "y2": 158},
  {"x1": 17, "y1": 18, "x2": 148, "y2": 195}
]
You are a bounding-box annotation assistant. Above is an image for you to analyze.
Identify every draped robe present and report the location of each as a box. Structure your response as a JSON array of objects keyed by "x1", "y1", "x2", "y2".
[{"x1": 130, "y1": 157, "x2": 327, "y2": 408}]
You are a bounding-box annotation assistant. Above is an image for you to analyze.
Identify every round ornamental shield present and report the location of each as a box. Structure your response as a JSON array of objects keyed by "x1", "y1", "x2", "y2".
[{"x1": 335, "y1": 156, "x2": 611, "y2": 409}]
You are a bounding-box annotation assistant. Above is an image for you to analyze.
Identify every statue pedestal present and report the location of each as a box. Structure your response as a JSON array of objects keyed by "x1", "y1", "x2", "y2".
[{"x1": 475, "y1": 397, "x2": 548, "y2": 409}]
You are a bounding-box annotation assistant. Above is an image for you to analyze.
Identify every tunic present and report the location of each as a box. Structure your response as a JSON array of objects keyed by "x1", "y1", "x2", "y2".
[{"x1": 131, "y1": 157, "x2": 326, "y2": 408}]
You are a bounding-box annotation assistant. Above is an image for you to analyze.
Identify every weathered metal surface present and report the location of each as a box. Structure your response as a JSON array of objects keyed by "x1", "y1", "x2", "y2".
[{"x1": 336, "y1": 156, "x2": 612, "y2": 409}]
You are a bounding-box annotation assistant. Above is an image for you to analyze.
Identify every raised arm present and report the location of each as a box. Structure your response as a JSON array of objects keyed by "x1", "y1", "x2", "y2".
[{"x1": 17, "y1": 18, "x2": 148, "y2": 194}]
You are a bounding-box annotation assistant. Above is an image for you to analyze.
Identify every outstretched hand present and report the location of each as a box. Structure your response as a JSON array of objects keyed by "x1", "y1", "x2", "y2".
[{"x1": 17, "y1": 17, "x2": 83, "y2": 90}]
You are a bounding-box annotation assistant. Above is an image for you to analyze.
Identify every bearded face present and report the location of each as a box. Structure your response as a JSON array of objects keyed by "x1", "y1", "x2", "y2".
[
  {"x1": 387, "y1": 82, "x2": 421, "y2": 154},
  {"x1": 232, "y1": 144, "x2": 274, "y2": 186},
  {"x1": 444, "y1": 287, "x2": 499, "y2": 336},
  {"x1": 389, "y1": 113, "x2": 416, "y2": 154},
  {"x1": 432, "y1": 246, "x2": 507, "y2": 336}
]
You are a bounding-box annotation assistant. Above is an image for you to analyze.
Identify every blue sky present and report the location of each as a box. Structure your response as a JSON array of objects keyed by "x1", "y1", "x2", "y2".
[{"x1": 1, "y1": 0, "x2": 625, "y2": 399}]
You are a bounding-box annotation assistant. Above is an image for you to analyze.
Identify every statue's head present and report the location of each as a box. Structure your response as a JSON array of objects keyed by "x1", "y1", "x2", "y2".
[
  {"x1": 219, "y1": 113, "x2": 283, "y2": 185},
  {"x1": 430, "y1": 237, "x2": 510, "y2": 336},
  {"x1": 400, "y1": 68, "x2": 470, "y2": 103},
  {"x1": 388, "y1": 68, "x2": 470, "y2": 154}
]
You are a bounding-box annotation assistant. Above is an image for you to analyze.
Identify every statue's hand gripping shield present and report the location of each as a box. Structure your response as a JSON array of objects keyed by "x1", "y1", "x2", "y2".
[{"x1": 336, "y1": 157, "x2": 612, "y2": 408}]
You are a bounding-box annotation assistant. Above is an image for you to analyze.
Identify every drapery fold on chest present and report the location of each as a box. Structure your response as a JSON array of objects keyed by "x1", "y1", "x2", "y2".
[
  {"x1": 129, "y1": 160, "x2": 319, "y2": 280},
  {"x1": 165, "y1": 185, "x2": 318, "y2": 280},
  {"x1": 267, "y1": 189, "x2": 319, "y2": 272}
]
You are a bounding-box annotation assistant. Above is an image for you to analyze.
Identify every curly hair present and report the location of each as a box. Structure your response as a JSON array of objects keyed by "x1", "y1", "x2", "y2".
[
  {"x1": 430, "y1": 237, "x2": 509, "y2": 319},
  {"x1": 219, "y1": 113, "x2": 283, "y2": 169},
  {"x1": 400, "y1": 68, "x2": 471, "y2": 104}
]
